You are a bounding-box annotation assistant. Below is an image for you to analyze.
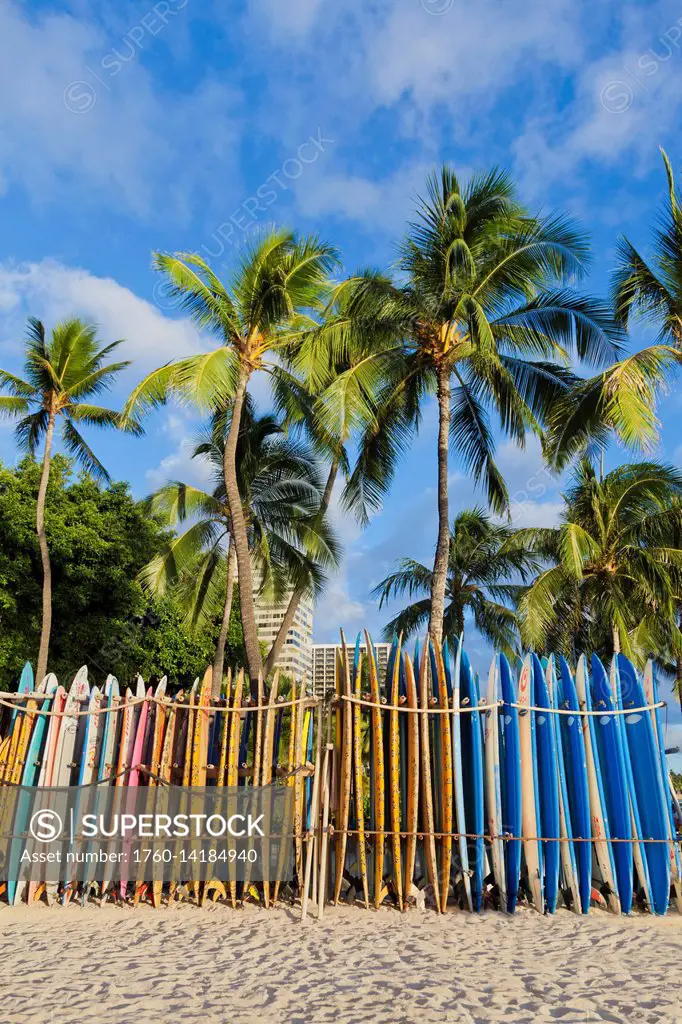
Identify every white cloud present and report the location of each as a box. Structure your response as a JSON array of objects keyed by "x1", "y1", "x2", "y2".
[
  {"x1": 0, "y1": 260, "x2": 206, "y2": 384},
  {"x1": 248, "y1": 0, "x2": 324, "y2": 40},
  {"x1": 314, "y1": 577, "x2": 368, "y2": 641},
  {"x1": 0, "y1": 3, "x2": 241, "y2": 218},
  {"x1": 510, "y1": 499, "x2": 564, "y2": 528},
  {"x1": 295, "y1": 161, "x2": 437, "y2": 233},
  {"x1": 513, "y1": 1, "x2": 682, "y2": 195},
  {"x1": 367, "y1": 0, "x2": 581, "y2": 111},
  {"x1": 145, "y1": 409, "x2": 215, "y2": 490}
]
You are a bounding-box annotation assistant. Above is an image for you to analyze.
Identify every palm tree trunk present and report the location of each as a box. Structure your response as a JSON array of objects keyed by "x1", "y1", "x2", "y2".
[
  {"x1": 612, "y1": 624, "x2": 621, "y2": 655},
  {"x1": 430, "y1": 363, "x2": 451, "y2": 649},
  {"x1": 263, "y1": 460, "x2": 338, "y2": 679},
  {"x1": 36, "y1": 411, "x2": 56, "y2": 682},
  {"x1": 222, "y1": 366, "x2": 263, "y2": 687},
  {"x1": 211, "y1": 541, "x2": 236, "y2": 699}
]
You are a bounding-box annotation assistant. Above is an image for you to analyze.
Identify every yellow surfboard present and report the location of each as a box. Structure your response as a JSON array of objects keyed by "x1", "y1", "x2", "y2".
[{"x1": 364, "y1": 630, "x2": 386, "y2": 909}]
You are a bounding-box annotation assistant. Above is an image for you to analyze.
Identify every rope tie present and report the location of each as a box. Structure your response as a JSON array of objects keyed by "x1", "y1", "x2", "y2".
[{"x1": 0, "y1": 694, "x2": 317, "y2": 717}]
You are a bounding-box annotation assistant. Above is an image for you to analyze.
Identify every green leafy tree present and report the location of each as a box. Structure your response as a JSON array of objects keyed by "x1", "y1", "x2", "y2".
[
  {"x1": 372, "y1": 507, "x2": 540, "y2": 658},
  {"x1": 140, "y1": 399, "x2": 338, "y2": 696},
  {"x1": 123, "y1": 230, "x2": 338, "y2": 683},
  {"x1": 0, "y1": 319, "x2": 142, "y2": 679},
  {"x1": 318, "y1": 167, "x2": 619, "y2": 646},
  {"x1": 0, "y1": 456, "x2": 235, "y2": 686},
  {"x1": 516, "y1": 460, "x2": 682, "y2": 665}
]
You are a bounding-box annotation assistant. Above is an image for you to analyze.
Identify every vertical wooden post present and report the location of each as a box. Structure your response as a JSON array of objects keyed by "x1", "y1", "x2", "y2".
[
  {"x1": 301, "y1": 700, "x2": 324, "y2": 922},
  {"x1": 312, "y1": 700, "x2": 323, "y2": 908}
]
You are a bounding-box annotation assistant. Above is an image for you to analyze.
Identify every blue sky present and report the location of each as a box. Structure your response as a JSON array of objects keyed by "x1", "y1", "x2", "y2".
[{"x1": 1, "y1": 0, "x2": 682, "y2": 761}]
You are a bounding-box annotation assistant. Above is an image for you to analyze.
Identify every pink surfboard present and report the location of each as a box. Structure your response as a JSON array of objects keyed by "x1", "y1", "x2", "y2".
[{"x1": 120, "y1": 688, "x2": 151, "y2": 901}]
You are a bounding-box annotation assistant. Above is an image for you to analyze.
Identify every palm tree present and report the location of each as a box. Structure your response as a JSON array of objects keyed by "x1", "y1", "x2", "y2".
[
  {"x1": 317, "y1": 167, "x2": 620, "y2": 647},
  {"x1": 613, "y1": 149, "x2": 682, "y2": 348},
  {"x1": 371, "y1": 507, "x2": 540, "y2": 659},
  {"x1": 140, "y1": 398, "x2": 339, "y2": 696},
  {"x1": 0, "y1": 318, "x2": 141, "y2": 679},
  {"x1": 545, "y1": 149, "x2": 682, "y2": 469},
  {"x1": 516, "y1": 460, "x2": 682, "y2": 664},
  {"x1": 123, "y1": 230, "x2": 339, "y2": 681}
]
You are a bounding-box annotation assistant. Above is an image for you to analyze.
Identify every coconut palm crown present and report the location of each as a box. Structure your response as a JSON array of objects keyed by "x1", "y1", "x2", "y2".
[
  {"x1": 313, "y1": 166, "x2": 621, "y2": 644},
  {"x1": 515, "y1": 459, "x2": 682, "y2": 665},
  {"x1": 123, "y1": 229, "x2": 339, "y2": 681}
]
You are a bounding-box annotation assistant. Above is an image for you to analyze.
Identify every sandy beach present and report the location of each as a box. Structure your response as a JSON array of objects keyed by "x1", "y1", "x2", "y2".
[{"x1": 0, "y1": 904, "x2": 679, "y2": 1024}]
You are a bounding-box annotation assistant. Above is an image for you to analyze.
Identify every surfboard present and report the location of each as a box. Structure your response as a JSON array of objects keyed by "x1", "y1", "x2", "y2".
[
  {"x1": 333, "y1": 632, "x2": 352, "y2": 903},
  {"x1": 546, "y1": 656, "x2": 582, "y2": 915},
  {"x1": 150, "y1": 678, "x2": 169, "y2": 783},
  {"x1": 1, "y1": 663, "x2": 34, "y2": 784},
  {"x1": 451, "y1": 636, "x2": 472, "y2": 911},
  {"x1": 590, "y1": 654, "x2": 633, "y2": 913},
  {"x1": 418, "y1": 640, "x2": 440, "y2": 911},
  {"x1": 611, "y1": 657, "x2": 654, "y2": 913},
  {"x1": 260, "y1": 670, "x2": 280, "y2": 909},
  {"x1": 460, "y1": 647, "x2": 484, "y2": 912},
  {"x1": 152, "y1": 691, "x2": 176, "y2": 908},
  {"x1": 402, "y1": 649, "x2": 420, "y2": 905},
  {"x1": 351, "y1": 636, "x2": 370, "y2": 909},
  {"x1": 48, "y1": 667, "x2": 90, "y2": 904},
  {"x1": 517, "y1": 654, "x2": 543, "y2": 912},
  {"x1": 619, "y1": 658, "x2": 669, "y2": 914},
  {"x1": 189, "y1": 669, "x2": 212, "y2": 902},
  {"x1": 484, "y1": 655, "x2": 507, "y2": 912},
  {"x1": 365, "y1": 630, "x2": 386, "y2": 908},
  {"x1": 498, "y1": 653, "x2": 521, "y2": 913},
  {"x1": 9, "y1": 674, "x2": 57, "y2": 905},
  {"x1": 557, "y1": 657, "x2": 591, "y2": 914},
  {"x1": 532, "y1": 654, "x2": 560, "y2": 913},
  {"x1": 121, "y1": 685, "x2": 152, "y2": 902},
  {"x1": 430, "y1": 639, "x2": 453, "y2": 912},
  {"x1": 53, "y1": 669, "x2": 90, "y2": 782},
  {"x1": 388, "y1": 636, "x2": 403, "y2": 909},
  {"x1": 575, "y1": 654, "x2": 620, "y2": 913},
  {"x1": 28, "y1": 685, "x2": 66, "y2": 904},
  {"x1": 63, "y1": 684, "x2": 103, "y2": 903}
]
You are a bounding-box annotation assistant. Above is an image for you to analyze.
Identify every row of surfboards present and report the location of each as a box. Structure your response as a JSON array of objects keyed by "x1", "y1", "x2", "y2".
[
  {"x1": 1, "y1": 636, "x2": 681, "y2": 914},
  {"x1": 330, "y1": 632, "x2": 682, "y2": 915},
  {"x1": 0, "y1": 664, "x2": 314, "y2": 906}
]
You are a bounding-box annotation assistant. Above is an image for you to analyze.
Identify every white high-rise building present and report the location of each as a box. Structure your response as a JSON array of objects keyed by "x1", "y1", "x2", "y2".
[
  {"x1": 254, "y1": 590, "x2": 314, "y2": 682},
  {"x1": 311, "y1": 641, "x2": 392, "y2": 698}
]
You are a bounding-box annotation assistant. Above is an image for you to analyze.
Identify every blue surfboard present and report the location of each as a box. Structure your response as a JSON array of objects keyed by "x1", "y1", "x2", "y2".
[
  {"x1": 611, "y1": 656, "x2": 654, "y2": 912},
  {"x1": 532, "y1": 654, "x2": 560, "y2": 913},
  {"x1": 618, "y1": 657, "x2": 670, "y2": 914},
  {"x1": 460, "y1": 645, "x2": 484, "y2": 911},
  {"x1": 557, "y1": 657, "x2": 591, "y2": 913},
  {"x1": 590, "y1": 654, "x2": 633, "y2": 913},
  {"x1": 7, "y1": 673, "x2": 59, "y2": 904},
  {"x1": 451, "y1": 636, "x2": 472, "y2": 911},
  {"x1": 546, "y1": 656, "x2": 582, "y2": 913},
  {"x1": 499, "y1": 653, "x2": 522, "y2": 912}
]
